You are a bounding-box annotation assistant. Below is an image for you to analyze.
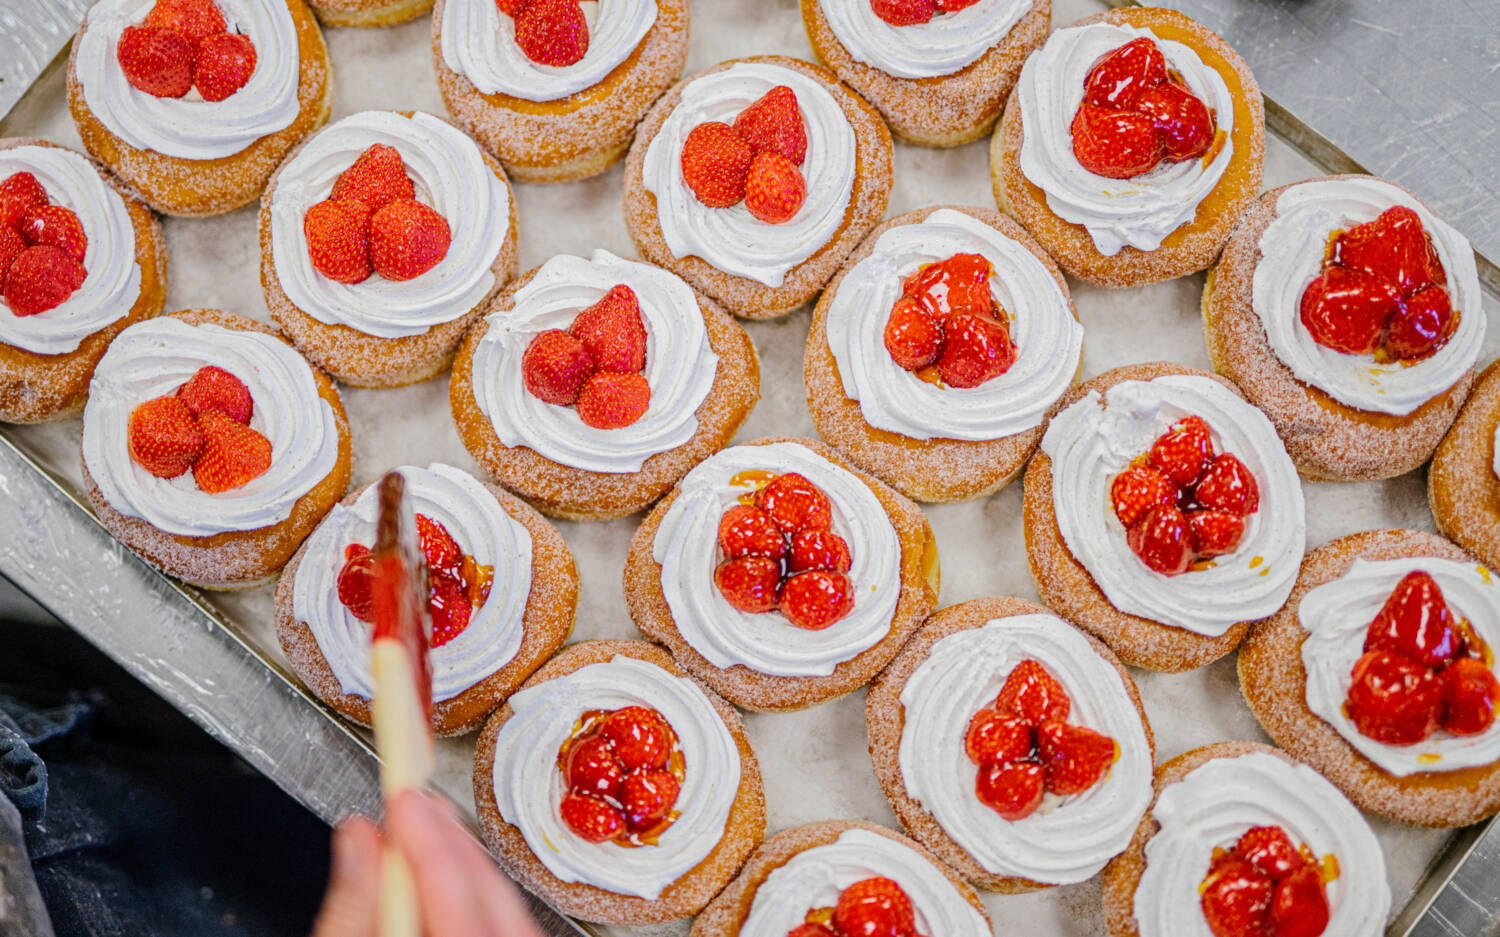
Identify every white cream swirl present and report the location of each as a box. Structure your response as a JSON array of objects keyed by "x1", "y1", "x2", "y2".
[
  {"x1": 651, "y1": 442, "x2": 902, "y2": 677},
  {"x1": 1252, "y1": 177, "x2": 1484, "y2": 417},
  {"x1": 469, "y1": 250, "x2": 718, "y2": 474},
  {"x1": 81, "y1": 317, "x2": 340, "y2": 538},
  {"x1": 1134, "y1": 752, "x2": 1390, "y2": 937},
  {"x1": 817, "y1": 0, "x2": 1031, "y2": 79},
  {"x1": 0, "y1": 146, "x2": 143, "y2": 355},
  {"x1": 739, "y1": 829, "x2": 989, "y2": 937},
  {"x1": 291, "y1": 463, "x2": 533, "y2": 703},
  {"x1": 1015, "y1": 23, "x2": 1236, "y2": 256},
  {"x1": 490, "y1": 655, "x2": 741, "y2": 900},
  {"x1": 824, "y1": 209, "x2": 1081, "y2": 441},
  {"x1": 440, "y1": 0, "x2": 657, "y2": 101},
  {"x1": 1300, "y1": 557, "x2": 1500, "y2": 776},
  {"x1": 897, "y1": 613, "x2": 1152, "y2": 884},
  {"x1": 75, "y1": 0, "x2": 301, "y2": 161},
  {"x1": 1040, "y1": 375, "x2": 1304, "y2": 637},
  {"x1": 642, "y1": 62, "x2": 856, "y2": 289},
  {"x1": 267, "y1": 110, "x2": 511, "y2": 339}
]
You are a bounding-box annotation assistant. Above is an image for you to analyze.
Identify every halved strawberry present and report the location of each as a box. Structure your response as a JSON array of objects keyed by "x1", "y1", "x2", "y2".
[
  {"x1": 1148, "y1": 415, "x2": 1215, "y2": 487},
  {"x1": 883, "y1": 299, "x2": 944, "y2": 371},
  {"x1": 3, "y1": 245, "x2": 86, "y2": 316},
  {"x1": 559, "y1": 791, "x2": 623, "y2": 843},
  {"x1": 1187, "y1": 509, "x2": 1246, "y2": 557},
  {"x1": 1134, "y1": 79, "x2": 1215, "y2": 163},
  {"x1": 1267, "y1": 864, "x2": 1330, "y2": 937},
  {"x1": 1299, "y1": 267, "x2": 1401, "y2": 355},
  {"x1": 754, "y1": 472, "x2": 833, "y2": 533},
  {"x1": 780, "y1": 570, "x2": 855, "y2": 630},
  {"x1": 717, "y1": 505, "x2": 788, "y2": 561},
  {"x1": 336, "y1": 547, "x2": 376, "y2": 622},
  {"x1": 1334, "y1": 205, "x2": 1438, "y2": 296},
  {"x1": 974, "y1": 760, "x2": 1044, "y2": 820},
  {"x1": 330, "y1": 143, "x2": 414, "y2": 212},
  {"x1": 0, "y1": 227, "x2": 26, "y2": 277},
  {"x1": 620, "y1": 768, "x2": 681, "y2": 832},
  {"x1": 564, "y1": 732, "x2": 624, "y2": 800},
  {"x1": 1345, "y1": 648, "x2": 1442, "y2": 745},
  {"x1": 1194, "y1": 453, "x2": 1259, "y2": 515},
  {"x1": 177, "y1": 365, "x2": 253, "y2": 424},
  {"x1": 1127, "y1": 503, "x2": 1193, "y2": 575},
  {"x1": 522, "y1": 329, "x2": 594, "y2": 405},
  {"x1": 369, "y1": 199, "x2": 450, "y2": 281},
  {"x1": 428, "y1": 572, "x2": 473, "y2": 647},
  {"x1": 994, "y1": 658, "x2": 1070, "y2": 726},
  {"x1": 192, "y1": 409, "x2": 272, "y2": 493},
  {"x1": 0, "y1": 172, "x2": 47, "y2": 230},
  {"x1": 936, "y1": 312, "x2": 1016, "y2": 388},
  {"x1": 143, "y1": 0, "x2": 227, "y2": 49},
  {"x1": 1036, "y1": 721, "x2": 1116, "y2": 796},
  {"x1": 116, "y1": 25, "x2": 194, "y2": 99},
  {"x1": 1232, "y1": 826, "x2": 1306, "y2": 880},
  {"x1": 1082, "y1": 37, "x2": 1167, "y2": 109},
  {"x1": 599, "y1": 706, "x2": 672, "y2": 771},
  {"x1": 20, "y1": 205, "x2": 87, "y2": 262},
  {"x1": 304, "y1": 199, "x2": 371, "y2": 284},
  {"x1": 1070, "y1": 103, "x2": 1164, "y2": 179},
  {"x1": 963, "y1": 708, "x2": 1032, "y2": 766},
  {"x1": 1363, "y1": 570, "x2": 1457, "y2": 669},
  {"x1": 870, "y1": 0, "x2": 936, "y2": 26},
  {"x1": 714, "y1": 557, "x2": 781, "y2": 613},
  {"x1": 576, "y1": 371, "x2": 650, "y2": 429},
  {"x1": 127, "y1": 395, "x2": 204, "y2": 478},
  {"x1": 1440, "y1": 657, "x2": 1499, "y2": 736},
  {"x1": 832, "y1": 878, "x2": 916, "y2": 937},
  {"x1": 1110, "y1": 463, "x2": 1178, "y2": 528},
  {"x1": 732, "y1": 85, "x2": 808, "y2": 165},
  {"x1": 902, "y1": 252, "x2": 993, "y2": 320},
  {"x1": 514, "y1": 0, "x2": 589, "y2": 68},
  {"x1": 1385, "y1": 285, "x2": 1455, "y2": 361},
  {"x1": 194, "y1": 32, "x2": 257, "y2": 102},
  {"x1": 415, "y1": 513, "x2": 463, "y2": 574},
  {"x1": 787, "y1": 529, "x2": 851, "y2": 574},
  {"x1": 744, "y1": 152, "x2": 806, "y2": 225},
  {"x1": 1200, "y1": 857, "x2": 1273, "y2": 937},
  {"x1": 680, "y1": 122, "x2": 754, "y2": 209},
  {"x1": 570, "y1": 284, "x2": 647, "y2": 373}
]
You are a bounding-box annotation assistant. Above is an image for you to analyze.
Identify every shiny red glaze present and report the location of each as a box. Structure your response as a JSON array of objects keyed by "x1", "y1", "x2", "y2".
[
  {"x1": 1440, "y1": 658, "x2": 1500, "y2": 736},
  {"x1": 335, "y1": 551, "x2": 378, "y2": 623},
  {"x1": 1147, "y1": 415, "x2": 1215, "y2": 487},
  {"x1": 1082, "y1": 37, "x2": 1167, "y2": 109},
  {"x1": 901, "y1": 252, "x2": 993, "y2": 320},
  {"x1": 1193, "y1": 453, "x2": 1260, "y2": 515},
  {"x1": 1268, "y1": 865, "x2": 1331, "y2": 937},
  {"x1": 1299, "y1": 267, "x2": 1403, "y2": 355},
  {"x1": 994, "y1": 658, "x2": 1071, "y2": 726},
  {"x1": 620, "y1": 767, "x2": 681, "y2": 832},
  {"x1": 1200, "y1": 858, "x2": 1273, "y2": 937},
  {"x1": 599, "y1": 706, "x2": 673, "y2": 772},
  {"x1": 936, "y1": 312, "x2": 1017, "y2": 388},
  {"x1": 754, "y1": 472, "x2": 833, "y2": 533},
  {"x1": 974, "y1": 760, "x2": 1045, "y2": 820},
  {"x1": 787, "y1": 529, "x2": 852, "y2": 574},
  {"x1": 564, "y1": 733, "x2": 625, "y2": 801},
  {"x1": 1233, "y1": 826, "x2": 1307, "y2": 881},
  {"x1": 1345, "y1": 648, "x2": 1443, "y2": 745},
  {"x1": 963, "y1": 708, "x2": 1033, "y2": 766},
  {"x1": 1110, "y1": 463, "x2": 1179, "y2": 527},
  {"x1": 1385, "y1": 285, "x2": 1455, "y2": 360},
  {"x1": 558, "y1": 791, "x2": 624, "y2": 843},
  {"x1": 882, "y1": 299, "x2": 945, "y2": 371},
  {"x1": 779, "y1": 570, "x2": 855, "y2": 630},
  {"x1": 716, "y1": 504, "x2": 789, "y2": 561},
  {"x1": 1362, "y1": 570, "x2": 1458, "y2": 669},
  {"x1": 1035, "y1": 721, "x2": 1116, "y2": 796},
  {"x1": 713, "y1": 557, "x2": 782, "y2": 613},
  {"x1": 1070, "y1": 103, "x2": 1165, "y2": 179},
  {"x1": 1334, "y1": 205, "x2": 1439, "y2": 296},
  {"x1": 1134, "y1": 79, "x2": 1216, "y2": 162},
  {"x1": 1127, "y1": 503, "x2": 1193, "y2": 575}
]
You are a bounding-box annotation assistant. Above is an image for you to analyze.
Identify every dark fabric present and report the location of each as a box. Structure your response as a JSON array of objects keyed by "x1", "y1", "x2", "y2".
[{"x1": 0, "y1": 693, "x2": 93, "y2": 822}]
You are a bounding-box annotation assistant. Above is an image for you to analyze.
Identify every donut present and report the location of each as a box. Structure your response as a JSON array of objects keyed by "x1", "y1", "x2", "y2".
[
  {"x1": 1430, "y1": 359, "x2": 1500, "y2": 568},
  {"x1": 0, "y1": 138, "x2": 166, "y2": 424},
  {"x1": 432, "y1": 0, "x2": 689, "y2": 183},
  {"x1": 623, "y1": 55, "x2": 894, "y2": 320},
  {"x1": 1023, "y1": 362, "x2": 1305, "y2": 671},
  {"x1": 1204, "y1": 175, "x2": 1482, "y2": 481},
  {"x1": 990, "y1": 7, "x2": 1264, "y2": 287},
  {"x1": 624, "y1": 435, "x2": 940, "y2": 711},
  {"x1": 866, "y1": 596, "x2": 1154, "y2": 892},
  {"x1": 68, "y1": 0, "x2": 332, "y2": 217},
  {"x1": 305, "y1": 0, "x2": 430, "y2": 28},
  {"x1": 804, "y1": 205, "x2": 1082, "y2": 503},
  {"x1": 472, "y1": 639, "x2": 766, "y2": 924},
  {"x1": 259, "y1": 110, "x2": 519, "y2": 388}
]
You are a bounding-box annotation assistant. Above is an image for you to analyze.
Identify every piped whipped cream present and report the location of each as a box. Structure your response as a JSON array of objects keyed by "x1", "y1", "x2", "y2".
[
  {"x1": 1134, "y1": 752, "x2": 1390, "y2": 937},
  {"x1": 898, "y1": 614, "x2": 1152, "y2": 884},
  {"x1": 824, "y1": 209, "x2": 1081, "y2": 441},
  {"x1": 75, "y1": 0, "x2": 301, "y2": 161},
  {"x1": 1301, "y1": 557, "x2": 1500, "y2": 776},
  {"x1": 1252, "y1": 177, "x2": 1484, "y2": 417},
  {"x1": 1015, "y1": 23, "x2": 1235, "y2": 256},
  {"x1": 739, "y1": 829, "x2": 989, "y2": 937},
  {"x1": 490, "y1": 655, "x2": 740, "y2": 900},
  {"x1": 268, "y1": 111, "x2": 511, "y2": 339},
  {"x1": 470, "y1": 250, "x2": 718, "y2": 474},
  {"x1": 642, "y1": 62, "x2": 856, "y2": 288},
  {"x1": 1040, "y1": 375, "x2": 1304, "y2": 636},
  {"x1": 292, "y1": 463, "x2": 533, "y2": 703},
  {"x1": 651, "y1": 442, "x2": 901, "y2": 677},
  {"x1": 81, "y1": 317, "x2": 340, "y2": 538},
  {"x1": 0, "y1": 146, "x2": 143, "y2": 355},
  {"x1": 817, "y1": 0, "x2": 1030, "y2": 79},
  {"x1": 440, "y1": 0, "x2": 656, "y2": 101}
]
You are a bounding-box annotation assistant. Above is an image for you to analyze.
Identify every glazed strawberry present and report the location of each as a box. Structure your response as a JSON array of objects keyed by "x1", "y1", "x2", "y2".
[
  {"x1": 714, "y1": 557, "x2": 782, "y2": 613},
  {"x1": 620, "y1": 768, "x2": 681, "y2": 832},
  {"x1": 1233, "y1": 826, "x2": 1306, "y2": 881},
  {"x1": 1082, "y1": 37, "x2": 1167, "y2": 110},
  {"x1": 1334, "y1": 206, "x2": 1437, "y2": 296},
  {"x1": 336, "y1": 548, "x2": 376, "y2": 622},
  {"x1": 936, "y1": 312, "x2": 1016, "y2": 388},
  {"x1": 963, "y1": 708, "x2": 1032, "y2": 765},
  {"x1": 576, "y1": 371, "x2": 651, "y2": 429},
  {"x1": 681, "y1": 122, "x2": 755, "y2": 209},
  {"x1": 128, "y1": 395, "x2": 205, "y2": 478},
  {"x1": 994, "y1": 658, "x2": 1071, "y2": 726},
  {"x1": 1440, "y1": 658, "x2": 1499, "y2": 736},
  {"x1": 0, "y1": 173, "x2": 46, "y2": 230},
  {"x1": 1193, "y1": 453, "x2": 1259, "y2": 515},
  {"x1": 744, "y1": 152, "x2": 807, "y2": 225},
  {"x1": 522, "y1": 329, "x2": 594, "y2": 405},
  {"x1": 304, "y1": 199, "x2": 371, "y2": 284},
  {"x1": 4, "y1": 245, "x2": 87, "y2": 316},
  {"x1": 974, "y1": 759, "x2": 1045, "y2": 820},
  {"x1": 1345, "y1": 648, "x2": 1442, "y2": 745},
  {"x1": 565, "y1": 734, "x2": 625, "y2": 800},
  {"x1": 1148, "y1": 415, "x2": 1214, "y2": 486},
  {"x1": 755, "y1": 472, "x2": 833, "y2": 533},
  {"x1": 194, "y1": 32, "x2": 257, "y2": 102},
  {"x1": 870, "y1": 0, "x2": 936, "y2": 27},
  {"x1": 416, "y1": 513, "x2": 463, "y2": 574},
  {"x1": 1110, "y1": 464, "x2": 1178, "y2": 528},
  {"x1": 570, "y1": 284, "x2": 647, "y2": 373},
  {"x1": 1036, "y1": 721, "x2": 1116, "y2": 796},
  {"x1": 1070, "y1": 104, "x2": 1163, "y2": 180},
  {"x1": 1187, "y1": 509, "x2": 1245, "y2": 557},
  {"x1": 903, "y1": 253, "x2": 993, "y2": 320},
  {"x1": 514, "y1": 0, "x2": 589, "y2": 68},
  {"x1": 883, "y1": 300, "x2": 944, "y2": 371},
  {"x1": 144, "y1": 0, "x2": 228, "y2": 49},
  {"x1": 116, "y1": 25, "x2": 195, "y2": 99},
  {"x1": 780, "y1": 570, "x2": 855, "y2": 630},
  {"x1": 787, "y1": 529, "x2": 852, "y2": 574},
  {"x1": 599, "y1": 706, "x2": 672, "y2": 771},
  {"x1": 1135, "y1": 79, "x2": 1215, "y2": 162},
  {"x1": 1362, "y1": 570, "x2": 1457, "y2": 669},
  {"x1": 428, "y1": 573, "x2": 473, "y2": 647},
  {"x1": 192, "y1": 409, "x2": 272, "y2": 493},
  {"x1": 330, "y1": 144, "x2": 415, "y2": 212},
  {"x1": 1385, "y1": 286, "x2": 1455, "y2": 360},
  {"x1": 1200, "y1": 858, "x2": 1273, "y2": 937},
  {"x1": 833, "y1": 877, "x2": 916, "y2": 937},
  {"x1": 1298, "y1": 267, "x2": 1401, "y2": 355},
  {"x1": 20, "y1": 205, "x2": 87, "y2": 262},
  {"x1": 1268, "y1": 865, "x2": 1330, "y2": 937},
  {"x1": 0, "y1": 228, "x2": 25, "y2": 277},
  {"x1": 1127, "y1": 503, "x2": 1193, "y2": 575},
  {"x1": 718, "y1": 505, "x2": 789, "y2": 561},
  {"x1": 177, "y1": 365, "x2": 253, "y2": 424},
  {"x1": 733, "y1": 86, "x2": 808, "y2": 166},
  {"x1": 559, "y1": 791, "x2": 623, "y2": 843},
  {"x1": 369, "y1": 199, "x2": 450, "y2": 281}
]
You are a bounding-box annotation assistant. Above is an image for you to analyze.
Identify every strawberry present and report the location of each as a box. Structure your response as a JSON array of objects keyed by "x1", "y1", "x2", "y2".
[
  {"x1": 576, "y1": 371, "x2": 651, "y2": 429},
  {"x1": 744, "y1": 152, "x2": 806, "y2": 225},
  {"x1": 1298, "y1": 267, "x2": 1401, "y2": 355},
  {"x1": 522, "y1": 329, "x2": 595, "y2": 405},
  {"x1": 717, "y1": 505, "x2": 788, "y2": 561},
  {"x1": 680, "y1": 122, "x2": 755, "y2": 209},
  {"x1": 116, "y1": 25, "x2": 195, "y2": 99},
  {"x1": 194, "y1": 32, "x2": 257, "y2": 102},
  {"x1": 1440, "y1": 658, "x2": 1499, "y2": 736},
  {"x1": 1082, "y1": 37, "x2": 1167, "y2": 110},
  {"x1": 428, "y1": 572, "x2": 473, "y2": 647},
  {"x1": 870, "y1": 0, "x2": 936, "y2": 27},
  {"x1": 514, "y1": 0, "x2": 589, "y2": 67},
  {"x1": 1036, "y1": 721, "x2": 1117, "y2": 796},
  {"x1": 569, "y1": 284, "x2": 647, "y2": 373},
  {"x1": 1134, "y1": 79, "x2": 1216, "y2": 162},
  {"x1": 559, "y1": 791, "x2": 623, "y2": 843},
  {"x1": 787, "y1": 925, "x2": 837, "y2": 937},
  {"x1": 177, "y1": 365, "x2": 253, "y2": 424},
  {"x1": 903, "y1": 253, "x2": 994, "y2": 320},
  {"x1": 0, "y1": 172, "x2": 47, "y2": 230},
  {"x1": 1193, "y1": 453, "x2": 1259, "y2": 515},
  {"x1": 974, "y1": 760, "x2": 1045, "y2": 820},
  {"x1": 936, "y1": 312, "x2": 1016, "y2": 388},
  {"x1": 336, "y1": 548, "x2": 376, "y2": 622},
  {"x1": 787, "y1": 529, "x2": 852, "y2": 574},
  {"x1": 303, "y1": 199, "x2": 371, "y2": 284},
  {"x1": 144, "y1": 0, "x2": 228, "y2": 49},
  {"x1": 714, "y1": 557, "x2": 782, "y2": 613},
  {"x1": 415, "y1": 513, "x2": 463, "y2": 574},
  {"x1": 755, "y1": 472, "x2": 833, "y2": 533},
  {"x1": 564, "y1": 733, "x2": 625, "y2": 800},
  {"x1": 1345, "y1": 648, "x2": 1443, "y2": 745},
  {"x1": 192, "y1": 409, "x2": 272, "y2": 493},
  {"x1": 4, "y1": 245, "x2": 86, "y2": 316},
  {"x1": 1267, "y1": 865, "x2": 1330, "y2": 937},
  {"x1": 1070, "y1": 103, "x2": 1164, "y2": 180},
  {"x1": 127, "y1": 395, "x2": 205, "y2": 478},
  {"x1": 780, "y1": 570, "x2": 855, "y2": 630},
  {"x1": 369, "y1": 199, "x2": 450, "y2": 281},
  {"x1": 963, "y1": 708, "x2": 1032, "y2": 766},
  {"x1": 833, "y1": 878, "x2": 916, "y2": 937},
  {"x1": 330, "y1": 143, "x2": 414, "y2": 212},
  {"x1": 1200, "y1": 858, "x2": 1273, "y2": 937},
  {"x1": 1233, "y1": 826, "x2": 1306, "y2": 881},
  {"x1": 620, "y1": 767, "x2": 681, "y2": 832},
  {"x1": 1385, "y1": 286, "x2": 1455, "y2": 360},
  {"x1": 495, "y1": 0, "x2": 529, "y2": 15},
  {"x1": 1148, "y1": 415, "x2": 1214, "y2": 486},
  {"x1": 1110, "y1": 464, "x2": 1178, "y2": 528},
  {"x1": 994, "y1": 658, "x2": 1071, "y2": 726},
  {"x1": 883, "y1": 300, "x2": 944, "y2": 371},
  {"x1": 1127, "y1": 503, "x2": 1193, "y2": 575},
  {"x1": 1187, "y1": 509, "x2": 1245, "y2": 557},
  {"x1": 732, "y1": 86, "x2": 808, "y2": 165},
  {"x1": 1335, "y1": 205, "x2": 1438, "y2": 296},
  {"x1": 20, "y1": 205, "x2": 87, "y2": 262},
  {"x1": 1362, "y1": 570, "x2": 1457, "y2": 669},
  {"x1": 599, "y1": 706, "x2": 672, "y2": 771},
  {"x1": 0, "y1": 227, "x2": 25, "y2": 276}
]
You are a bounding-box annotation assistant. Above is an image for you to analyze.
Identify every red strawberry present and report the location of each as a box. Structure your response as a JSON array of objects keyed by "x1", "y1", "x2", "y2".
[
  {"x1": 963, "y1": 708, "x2": 1032, "y2": 766},
  {"x1": 4, "y1": 245, "x2": 87, "y2": 316},
  {"x1": 192, "y1": 410, "x2": 272, "y2": 493},
  {"x1": 1110, "y1": 464, "x2": 1178, "y2": 527},
  {"x1": 902, "y1": 253, "x2": 993, "y2": 320},
  {"x1": 1134, "y1": 79, "x2": 1216, "y2": 162},
  {"x1": 1187, "y1": 509, "x2": 1246, "y2": 557},
  {"x1": 20, "y1": 205, "x2": 87, "y2": 262},
  {"x1": 714, "y1": 557, "x2": 782, "y2": 613},
  {"x1": 1127, "y1": 503, "x2": 1193, "y2": 575},
  {"x1": 559, "y1": 791, "x2": 623, "y2": 843},
  {"x1": 303, "y1": 199, "x2": 371, "y2": 284},
  {"x1": 717, "y1": 505, "x2": 788, "y2": 561},
  {"x1": 127, "y1": 395, "x2": 205, "y2": 478},
  {"x1": 331, "y1": 144, "x2": 414, "y2": 212},
  {"x1": 680, "y1": 122, "x2": 755, "y2": 209},
  {"x1": 566, "y1": 733, "x2": 624, "y2": 800},
  {"x1": 1363, "y1": 570, "x2": 1457, "y2": 669},
  {"x1": 600, "y1": 706, "x2": 672, "y2": 771},
  {"x1": 1335, "y1": 205, "x2": 1438, "y2": 296},
  {"x1": 576, "y1": 371, "x2": 651, "y2": 429},
  {"x1": 1200, "y1": 858, "x2": 1273, "y2": 937},
  {"x1": 744, "y1": 152, "x2": 806, "y2": 225},
  {"x1": 0, "y1": 227, "x2": 26, "y2": 276},
  {"x1": 1385, "y1": 286, "x2": 1455, "y2": 360},
  {"x1": 428, "y1": 572, "x2": 473, "y2": 647},
  {"x1": 570, "y1": 284, "x2": 647, "y2": 373},
  {"x1": 495, "y1": 0, "x2": 529, "y2": 15},
  {"x1": 1148, "y1": 415, "x2": 1214, "y2": 486},
  {"x1": 194, "y1": 32, "x2": 257, "y2": 102},
  {"x1": 369, "y1": 199, "x2": 450, "y2": 281},
  {"x1": 1082, "y1": 37, "x2": 1167, "y2": 109},
  {"x1": 514, "y1": 0, "x2": 589, "y2": 68},
  {"x1": 755, "y1": 472, "x2": 833, "y2": 533},
  {"x1": 787, "y1": 529, "x2": 852, "y2": 574},
  {"x1": 144, "y1": 0, "x2": 228, "y2": 49},
  {"x1": 1299, "y1": 267, "x2": 1402, "y2": 355},
  {"x1": 522, "y1": 329, "x2": 594, "y2": 405},
  {"x1": 994, "y1": 658, "x2": 1071, "y2": 726},
  {"x1": 936, "y1": 312, "x2": 1017, "y2": 388},
  {"x1": 974, "y1": 760, "x2": 1045, "y2": 820},
  {"x1": 1440, "y1": 658, "x2": 1499, "y2": 736},
  {"x1": 116, "y1": 25, "x2": 195, "y2": 99},
  {"x1": 833, "y1": 878, "x2": 916, "y2": 937},
  {"x1": 1345, "y1": 648, "x2": 1443, "y2": 745},
  {"x1": 415, "y1": 513, "x2": 463, "y2": 574},
  {"x1": 1036, "y1": 721, "x2": 1117, "y2": 796},
  {"x1": 1268, "y1": 865, "x2": 1330, "y2": 937},
  {"x1": 1233, "y1": 826, "x2": 1306, "y2": 880},
  {"x1": 870, "y1": 0, "x2": 936, "y2": 27},
  {"x1": 732, "y1": 86, "x2": 808, "y2": 165},
  {"x1": 1194, "y1": 453, "x2": 1259, "y2": 515},
  {"x1": 620, "y1": 768, "x2": 681, "y2": 832},
  {"x1": 780, "y1": 570, "x2": 855, "y2": 630},
  {"x1": 883, "y1": 300, "x2": 944, "y2": 371},
  {"x1": 1070, "y1": 103, "x2": 1164, "y2": 179},
  {"x1": 177, "y1": 365, "x2": 253, "y2": 424},
  {"x1": 335, "y1": 548, "x2": 376, "y2": 622},
  {"x1": 0, "y1": 172, "x2": 47, "y2": 230}
]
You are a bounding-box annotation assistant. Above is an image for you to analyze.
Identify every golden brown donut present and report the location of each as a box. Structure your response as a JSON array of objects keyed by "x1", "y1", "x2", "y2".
[
  {"x1": 307, "y1": 0, "x2": 431, "y2": 27},
  {"x1": 1431, "y1": 359, "x2": 1500, "y2": 568}
]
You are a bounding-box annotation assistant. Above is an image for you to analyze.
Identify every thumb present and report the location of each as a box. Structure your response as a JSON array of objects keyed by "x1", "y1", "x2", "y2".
[{"x1": 310, "y1": 815, "x2": 383, "y2": 937}]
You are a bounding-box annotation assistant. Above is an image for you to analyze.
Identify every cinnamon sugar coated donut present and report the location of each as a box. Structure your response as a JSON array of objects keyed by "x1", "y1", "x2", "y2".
[{"x1": 1431, "y1": 360, "x2": 1500, "y2": 569}]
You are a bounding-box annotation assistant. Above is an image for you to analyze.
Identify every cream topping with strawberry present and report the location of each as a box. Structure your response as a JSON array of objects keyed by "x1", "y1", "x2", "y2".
[
  {"x1": 819, "y1": 0, "x2": 1031, "y2": 79},
  {"x1": 82, "y1": 317, "x2": 339, "y2": 537},
  {"x1": 268, "y1": 111, "x2": 511, "y2": 340},
  {"x1": 490, "y1": 655, "x2": 740, "y2": 900},
  {"x1": 652, "y1": 442, "x2": 901, "y2": 677},
  {"x1": 1040, "y1": 375, "x2": 1304, "y2": 636}
]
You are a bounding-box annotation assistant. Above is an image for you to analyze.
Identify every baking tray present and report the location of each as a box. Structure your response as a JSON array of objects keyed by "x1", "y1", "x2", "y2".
[{"x1": 0, "y1": 0, "x2": 1497, "y2": 935}]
